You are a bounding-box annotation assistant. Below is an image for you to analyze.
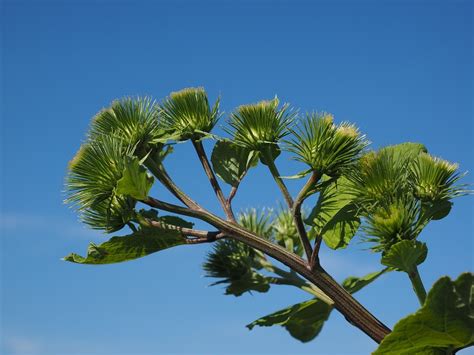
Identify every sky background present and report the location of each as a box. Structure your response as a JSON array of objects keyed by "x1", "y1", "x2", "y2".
[{"x1": 1, "y1": 0, "x2": 473, "y2": 354}]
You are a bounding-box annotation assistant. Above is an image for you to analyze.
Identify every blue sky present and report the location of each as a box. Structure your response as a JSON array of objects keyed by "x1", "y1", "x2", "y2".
[{"x1": 1, "y1": 0, "x2": 473, "y2": 354}]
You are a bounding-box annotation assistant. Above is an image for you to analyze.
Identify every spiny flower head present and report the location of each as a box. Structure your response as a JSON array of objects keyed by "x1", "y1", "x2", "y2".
[
  {"x1": 228, "y1": 97, "x2": 296, "y2": 151},
  {"x1": 286, "y1": 113, "x2": 368, "y2": 177},
  {"x1": 65, "y1": 135, "x2": 136, "y2": 232},
  {"x1": 410, "y1": 152, "x2": 463, "y2": 202},
  {"x1": 160, "y1": 87, "x2": 220, "y2": 140},
  {"x1": 89, "y1": 97, "x2": 164, "y2": 155},
  {"x1": 364, "y1": 197, "x2": 419, "y2": 252}
]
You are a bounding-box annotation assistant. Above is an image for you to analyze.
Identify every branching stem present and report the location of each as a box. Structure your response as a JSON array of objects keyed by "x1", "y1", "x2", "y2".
[{"x1": 143, "y1": 196, "x2": 391, "y2": 343}]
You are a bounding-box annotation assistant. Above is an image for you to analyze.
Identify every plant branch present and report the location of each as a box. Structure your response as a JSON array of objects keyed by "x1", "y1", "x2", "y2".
[
  {"x1": 263, "y1": 147, "x2": 294, "y2": 208},
  {"x1": 310, "y1": 234, "x2": 323, "y2": 270},
  {"x1": 293, "y1": 172, "x2": 320, "y2": 262},
  {"x1": 227, "y1": 185, "x2": 239, "y2": 204},
  {"x1": 143, "y1": 196, "x2": 391, "y2": 343},
  {"x1": 407, "y1": 266, "x2": 427, "y2": 305},
  {"x1": 146, "y1": 219, "x2": 223, "y2": 239},
  {"x1": 192, "y1": 140, "x2": 236, "y2": 222},
  {"x1": 265, "y1": 265, "x2": 334, "y2": 305}
]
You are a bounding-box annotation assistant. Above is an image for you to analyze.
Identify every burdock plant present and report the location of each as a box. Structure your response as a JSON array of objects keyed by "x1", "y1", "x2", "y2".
[{"x1": 64, "y1": 87, "x2": 473, "y2": 354}]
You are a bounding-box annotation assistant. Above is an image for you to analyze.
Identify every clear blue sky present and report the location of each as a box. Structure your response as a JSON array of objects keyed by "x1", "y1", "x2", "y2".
[{"x1": 1, "y1": 1, "x2": 473, "y2": 354}]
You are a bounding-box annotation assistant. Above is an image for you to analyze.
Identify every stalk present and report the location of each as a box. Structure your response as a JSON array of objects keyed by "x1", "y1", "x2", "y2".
[{"x1": 407, "y1": 266, "x2": 427, "y2": 305}]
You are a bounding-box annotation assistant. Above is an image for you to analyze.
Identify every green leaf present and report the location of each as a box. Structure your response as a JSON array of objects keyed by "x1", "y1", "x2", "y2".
[
  {"x1": 246, "y1": 267, "x2": 389, "y2": 343},
  {"x1": 210, "y1": 140, "x2": 258, "y2": 186},
  {"x1": 116, "y1": 156, "x2": 154, "y2": 200},
  {"x1": 63, "y1": 228, "x2": 184, "y2": 264},
  {"x1": 421, "y1": 200, "x2": 453, "y2": 221},
  {"x1": 381, "y1": 240, "x2": 428, "y2": 272},
  {"x1": 374, "y1": 272, "x2": 474, "y2": 354},
  {"x1": 247, "y1": 299, "x2": 332, "y2": 343},
  {"x1": 280, "y1": 169, "x2": 312, "y2": 180},
  {"x1": 306, "y1": 176, "x2": 360, "y2": 249},
  {"x1": 259, "y1": 144, "x2": 281, "y2": 166},
  {"x1": 342, "y1": 268, "x2": 391, "y2": 294}
]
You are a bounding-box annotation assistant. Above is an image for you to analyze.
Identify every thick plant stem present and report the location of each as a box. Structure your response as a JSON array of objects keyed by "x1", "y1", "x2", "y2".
[
  {"x1": 408, "y1": 266, "x2": 427, "y2": 305},
  {"x1": 144, "y1": 197, "x2": 391, "y2": 343}
]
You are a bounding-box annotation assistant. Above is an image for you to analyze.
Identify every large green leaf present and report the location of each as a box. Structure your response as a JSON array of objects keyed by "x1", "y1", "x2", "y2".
[
  {"x1": 247, "y1": 299, "x2": 332, "y2": 343},
  {"x1": 306, "y1": 176, "x2": 360, "y2": 249},
  {"x1": 259, "y1": 144, "x2": 281, "y2": 166},
  {"x1": 116, "y1": 156, "x2": 154, "y2": 200},
  {"x1": 63, "y1": 228, "x2": 184, "y2": 264},
  {"x1": 374, "y1": 272, "x2": 474, "y2": 354},
  {"x1": 342, "y1": 268, "x2": 391, "y2": 294},
  {"x1": 381, "y1": 240, "x2": 428, "y2": 272},
  {"x1": 421, "y1": 200, "x2": 453, "y2": 221},
  {"x1": 210, "y1": 140, "x2": 258, "y2": 186}
]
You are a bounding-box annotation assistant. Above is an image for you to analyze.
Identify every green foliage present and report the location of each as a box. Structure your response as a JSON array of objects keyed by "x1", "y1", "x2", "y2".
[
  {"x1": 116, "y1": 156, "x2": 154, "y2": 200},
  {"x1": 88, "y1": 97, "x2": 165, "y2": 153},
  {"x1": 63, "y1": 228, "x2": 185, "y2": 264},
  {"x1": 247, "y1": 268, "x2": 390, "y2": 342},
  {"x1": 210, "y1": 140, "x2": 258, "y2": 187},
  {"x1": 342, "y1": 268, "x2": 391, "y2": 294},
  {"x1": 374, "y1": 273, "x2": 474, "y2": 354},
  {"x1": 381, "y1": 240, "x2": 427, "y2": 273},
  {"x1": 286, "y1": 113, "x2": 368, "y2": 177},
  {"x1": 160, "y1": 87, "x2": 220, "y2": 140},
  {"x1": 65, "y1": 88, "x2": 472, "y2": 352},
  {"x1": 65, "y1": 135, "x2": 136, "y2": 232},
  {"x1": 227, "y1": 97, "x2": 296, "y2": 153},
  {"x1": 306, "y1": 176, "x2": 360, "y2": 249},
  {"x1": 247, "y1": 299, "x2": 332, "y2": 343}
]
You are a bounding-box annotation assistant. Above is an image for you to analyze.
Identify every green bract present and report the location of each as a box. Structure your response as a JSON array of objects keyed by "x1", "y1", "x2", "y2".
[
  {"x1": 65, "y1": 135, "x2": 136, "y2": 232},
  {"x1": 228, "y1": 97, "x2": 296, "y2": 152},
  {"x1": 160, "y1": 87, "x2": 220, "y2": 140},
  {"x1": 287, "y1": 113, "x2": 368, "y2": 176},
  {"x1": 89, "y1": 97, "x2": 165, "y2": 154}
]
